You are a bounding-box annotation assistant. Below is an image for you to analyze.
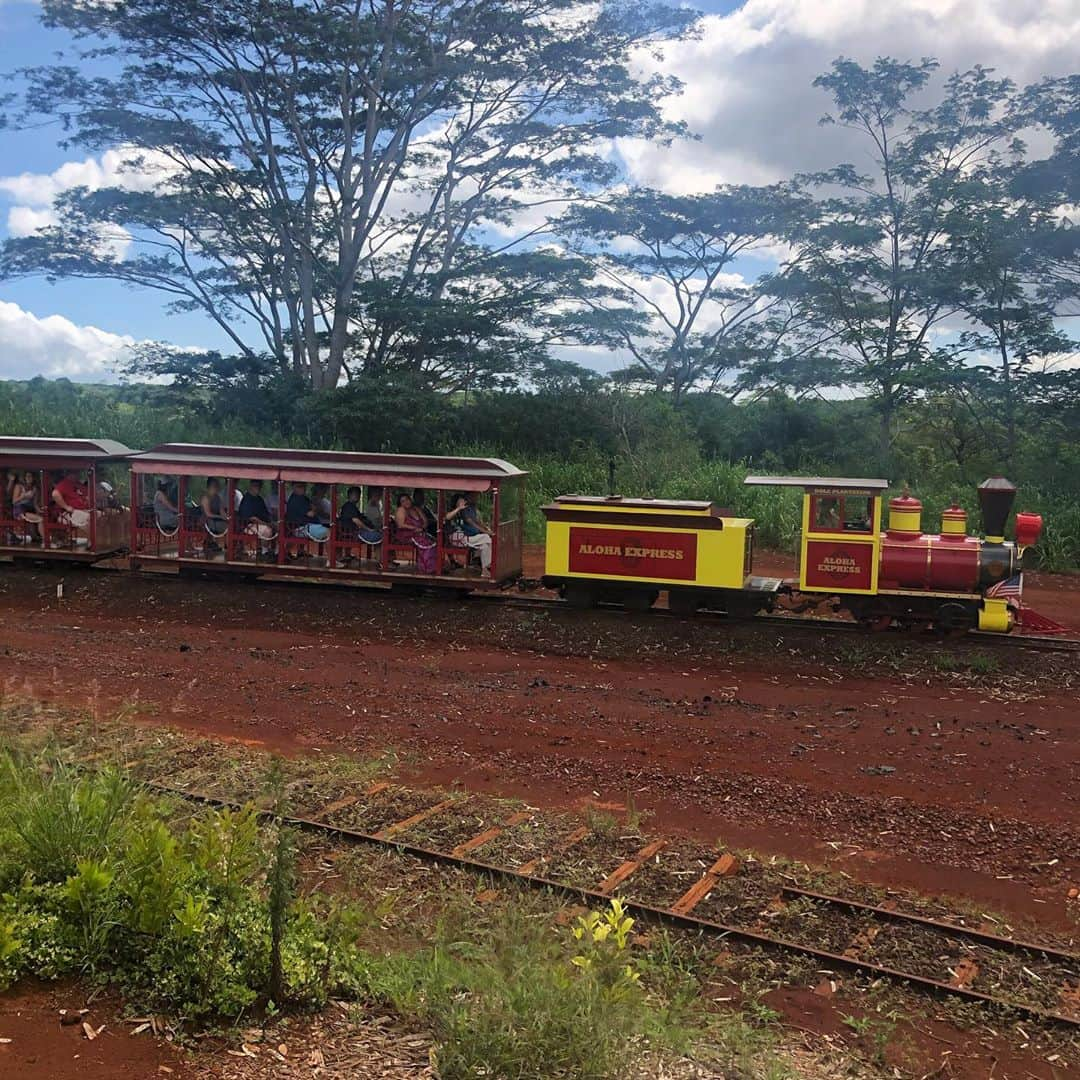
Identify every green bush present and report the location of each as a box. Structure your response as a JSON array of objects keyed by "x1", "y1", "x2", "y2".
[{"x1": 0, "y1": 754, "x2": 356, "y2": 1017}]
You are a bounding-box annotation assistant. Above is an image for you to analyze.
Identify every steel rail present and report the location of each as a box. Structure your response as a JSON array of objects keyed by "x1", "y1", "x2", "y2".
[
  {"x1": 35, "y1": 562, "x2": 1080, "y2": 653},
  {"x1": 146, "y1": 779, "x2": 1080, "y2": 1030},
  {"x1": 778, "y1": 886, "x2": 1079, "y2": 964}
]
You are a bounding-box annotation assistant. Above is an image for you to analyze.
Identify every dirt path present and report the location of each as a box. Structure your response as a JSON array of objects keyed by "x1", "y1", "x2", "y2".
[{"x1": 1, "y1": 561, "x2": 1077, "y2": 931}]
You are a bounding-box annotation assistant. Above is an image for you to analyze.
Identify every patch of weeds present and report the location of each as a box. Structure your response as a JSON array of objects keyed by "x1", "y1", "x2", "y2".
[
  {"x1": 931, "y1": 651, "x2": 1000, "y2": 675},
  {"x1": 353, "y1": 899, "x2": 697, "y2": 1080},
  {"x1": 0, "y1": 751, "x2": 362, "y2": 1020}
]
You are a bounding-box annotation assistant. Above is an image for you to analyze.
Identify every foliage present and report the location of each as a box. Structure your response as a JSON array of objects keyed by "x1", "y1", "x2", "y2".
[
  {"x1": 0, "y1": 755, "x2": 347, "y2": 1016},
  {"x1": 775, "y1": 60, "x2": 1030, "y2": 446},
  {"x1": 558, "y1": 186, "x2": 807, "y2": 401},
  {"x1": 351, "y1": 902, "x2": 683, "y2": 1080},
  {"x1": 2, "y1": 0, "x2": 696, "y2": 389}
]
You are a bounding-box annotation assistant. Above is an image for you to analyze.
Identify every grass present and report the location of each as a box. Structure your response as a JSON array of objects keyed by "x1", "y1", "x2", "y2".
[
  {"x1": 0, "y1": 743, "x2": 774, "y2": 1078},
  {"x1": 931, "y1": 651, "x2": 1001, "y2": 675}
]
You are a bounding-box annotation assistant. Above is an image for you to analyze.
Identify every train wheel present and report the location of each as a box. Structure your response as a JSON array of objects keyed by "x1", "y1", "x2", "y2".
[
  {"x1": 859, "y1": 615, "x2": 894, "y2": 632},
  {"x1": 934, "y1": 602, "x2": 976, "y2": 635},
  {"x1": 668, "y1": 590, "x2": 700, "y2": 616},
  {"x1": 623, "y1": 589, "x2": 658, "y2": 612},
  {"x1": 563, "y1": 583, "x2": 596, "y2": 609}
]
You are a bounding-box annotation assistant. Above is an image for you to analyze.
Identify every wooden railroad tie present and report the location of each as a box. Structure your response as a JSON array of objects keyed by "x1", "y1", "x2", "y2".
[
  {"x1": 598, "y1": 839, "x2": 668, "y2": 896},
  {"x1": 375, "y1": 797, "x2": 459, "y2": 840},
  {"x1": 517, "y1": 825, "x2": 590, "y2": 877},
  {"x1": 451, "y1": 811, "x2": 532, "y2": 858},
  {"x1": 309, "y1": 782, "x2": 391, "y2": 822},
  {"x1": 671, "y1": 853, "x2": 740, "y2": 915}
]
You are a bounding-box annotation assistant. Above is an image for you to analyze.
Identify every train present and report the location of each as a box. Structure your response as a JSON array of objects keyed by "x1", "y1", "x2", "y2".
[
  {"x1": 542, "y1": 476, "x2": 1043, "y2": 634},
  {"x1": 0, "y1": 438, "x2": 1043, "y2": 634}
]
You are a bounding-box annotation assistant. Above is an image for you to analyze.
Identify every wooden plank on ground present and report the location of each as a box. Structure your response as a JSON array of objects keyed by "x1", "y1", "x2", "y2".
[
  {"x1": 517, "y1": 825, "x2": 590, "y2": 876},
  {"x1": 597, "y1": 839, "x2": 667, "y2": 896},
  {"x1": 309, "y1": 782, "x2": 391, "y2": 821},
  {"x1": 671, "y1": 853, "x2": 740, "y2": 914},
  {"x1": 375, "y1": 797, "x2": 458, "y2": 840},
  {"x1": 452, "y1": 811, "x2": 532, "y2": 858}
]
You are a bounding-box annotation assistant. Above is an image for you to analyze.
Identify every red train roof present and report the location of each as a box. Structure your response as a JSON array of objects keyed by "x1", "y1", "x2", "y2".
[
  {"x1": 0, "y1": 436, "x2": 135, "y2": 467},
  {"x1": 132, "y1": 443, "x2": 526, "y2": 491}
]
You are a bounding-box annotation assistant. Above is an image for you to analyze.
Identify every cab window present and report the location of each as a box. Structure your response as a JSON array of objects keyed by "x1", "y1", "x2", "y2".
[
  {"x1": 811, "y1": 494, "x2": 873, "y2": 534},
  {"x1": 814, "y1": 497, "x2": 841, "y2": 530},
  {"x1": 841, "y1": 496, "x2": 872, "y2": 533}
]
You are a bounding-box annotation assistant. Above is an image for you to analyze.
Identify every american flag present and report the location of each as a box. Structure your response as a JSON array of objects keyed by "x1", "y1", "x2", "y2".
[{"x1": 986, "y1": 574, "x2": 1022, "y2": 599}]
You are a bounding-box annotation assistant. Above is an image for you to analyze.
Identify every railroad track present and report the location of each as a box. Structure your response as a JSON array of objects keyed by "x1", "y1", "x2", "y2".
[
  {"x1": 485, "y1": 591, "x2": 1080, "y2": 653},
  {"x1": 146, "y1": 776, "x2": 1080, "y2": 1030},
  {"x1": 28, "y1": 561, "x2": 1080, "y2": 653}
]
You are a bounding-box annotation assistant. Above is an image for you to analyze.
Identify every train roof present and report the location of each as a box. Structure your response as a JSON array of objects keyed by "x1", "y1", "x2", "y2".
[
  {"x1": 744, "y1": 475, "x2": 890, "y2": 491},
  {"x1": 132, "y1": 443, "x2": 526, "y2": 491},
  {"x1": 548, "y1": 495, "x2": 718, "y2": 512},
  {"x1": 0, "y1": 436, "x2": 135, "y2": 466}
]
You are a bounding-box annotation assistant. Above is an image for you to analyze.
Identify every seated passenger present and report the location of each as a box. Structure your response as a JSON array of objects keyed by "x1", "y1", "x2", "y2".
[
  {"x1": 339, "y1": 486, "x2": 382, "y2": 544},
  {"x1": 816, "y1": 498, "x2": 840, "y2": 530},
  {"x1": 153, "y1": 480, "x2": 180, "y2": 532},
  {"x1": 394, "y1": 492, "x2": 436, "y2": 573},
  {"x1": 238, "y1": 479, "x2": 274, "y2": 556},
  {"x1": 312, "y1": 484, "x2": 333, "y2": 525},
  {"x1": 200, "y1": 478, "x2": 229, "y2": 550},
  {"x1": 12, "y1": 470, "x2": 43, "y2": 541},
  {"x1": 52, "y1": 470, "x2": 92, "y2": 533},
  {"x1": 364, "y1": 491, "x2": 383, "y2": 533},
  {"x1": 285, "y1": 480, "x2": 330, "y2": 544},
  {"x1": 412, "y1": 489, "x2": 438, "y2": 538},
  {"x1": 445, "y1": 493, "x2": 493, "y2": 579}
]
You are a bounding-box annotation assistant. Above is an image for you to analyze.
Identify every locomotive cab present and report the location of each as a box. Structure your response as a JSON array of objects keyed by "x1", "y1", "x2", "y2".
[{"x1": 744, "y1": 474, "x2": 1042, "y2": 634}]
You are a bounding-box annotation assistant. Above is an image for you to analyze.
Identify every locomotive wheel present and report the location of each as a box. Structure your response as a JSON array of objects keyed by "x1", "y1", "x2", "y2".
[
  {"x1": 622, "y1": 589, "x2": 658, "y2": 612},
  {"x1": 667, "y1": 590, "x2": 700, "y2": 616},
  {"x1": 858, "y1": 614, "x2": 894, "y2": 632},
  {"x1": 563, "y1": 583, "x2": 597, "y2": 609},
  {"x1": 934, "y1": 601, "x2": 976, "y2": 635}
]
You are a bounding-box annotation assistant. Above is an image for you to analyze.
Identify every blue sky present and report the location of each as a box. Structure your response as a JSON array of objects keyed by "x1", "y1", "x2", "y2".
[{"x1": 0, "y1": 0, "x2": 1076, "y2": 381}]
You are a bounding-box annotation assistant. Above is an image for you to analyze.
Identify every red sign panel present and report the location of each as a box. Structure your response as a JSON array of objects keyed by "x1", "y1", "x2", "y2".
[
  {"x1": 568, "y1": 526, "x2": 698, "y2": 581},
  {"x1": 803, "y1": 539, "x2": 874, "y2": 591}
]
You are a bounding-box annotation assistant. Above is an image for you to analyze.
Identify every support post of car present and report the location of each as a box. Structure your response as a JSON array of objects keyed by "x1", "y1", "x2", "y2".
[
  {"x1": 177, "y1": 474, "x2": 187, "y2": 558},
  {"x1": 226, "y1": 478, "x2": 236, "y2": 564},
  {"x1": 129, "y1": 469, "x2": 138, "y2": 558},
  {"x1": 491, "y1": 484, "x2": 500, "y2": 581},
  {"x1": 89, "y1": 464, "x2": 97, "y2": 553},
  {"x1": 381, "y1": 486, "x2": 390, "y2": 571},
  {"x1": 436, "y1": 489, "x2": 445, "y2": 577}
]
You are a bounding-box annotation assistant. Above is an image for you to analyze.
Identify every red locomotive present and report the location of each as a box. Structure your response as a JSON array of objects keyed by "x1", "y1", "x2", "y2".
[{"x1": 747, "y1": 475, "x2": 1044, "y2": 633}]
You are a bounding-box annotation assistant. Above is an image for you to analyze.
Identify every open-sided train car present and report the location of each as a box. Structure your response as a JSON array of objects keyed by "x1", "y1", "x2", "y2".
[
  {"x1": 128, "y1": 443, "x2": 526, "y2": 587},
  {"x1": 0, "y1": 437, "x2": 133, "y2": 563}
]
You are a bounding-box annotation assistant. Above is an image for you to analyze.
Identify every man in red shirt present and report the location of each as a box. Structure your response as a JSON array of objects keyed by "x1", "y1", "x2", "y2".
[{"x1": 52, "y1": 471, "x2": 91, "y2": 536}]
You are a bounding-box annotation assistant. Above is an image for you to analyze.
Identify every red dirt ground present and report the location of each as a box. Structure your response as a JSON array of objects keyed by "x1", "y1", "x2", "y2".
[
  {"x1": 0, "y1": 554, "x2": 1077, "y2": 934},
  {"x1": 0, "y1": 980, "x2": 191, "y2": 1079}
]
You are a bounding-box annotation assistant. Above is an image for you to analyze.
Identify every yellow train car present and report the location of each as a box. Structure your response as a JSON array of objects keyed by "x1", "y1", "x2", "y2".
[{"x1": 541, "y1": 494, "x2": 782, "y2": 613}]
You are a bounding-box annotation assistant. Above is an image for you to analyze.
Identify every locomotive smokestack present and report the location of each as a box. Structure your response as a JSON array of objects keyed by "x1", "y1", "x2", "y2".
[{"x1": 977, "y1": 477, "x2": 1016, "y2": 542}]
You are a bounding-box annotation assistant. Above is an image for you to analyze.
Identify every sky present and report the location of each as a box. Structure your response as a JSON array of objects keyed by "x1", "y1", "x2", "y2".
[{"x1": 0, "y1": 0, "x2": 1078, "y2": 382}]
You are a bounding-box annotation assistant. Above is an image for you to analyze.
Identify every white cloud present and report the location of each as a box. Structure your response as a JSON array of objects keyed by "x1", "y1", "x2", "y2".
[
  {"x1": 0, "y1": 146, "x2": 173, "y2": 208},
  {"x1": 622, "y1": 0, "x2": 1080, "y2": 193},
  {"x1": 0, "y1": 146, "x2": 176, "y2": 254},
  {"x1": 0, "y1": 300, "x2": 139, "y2": 380},
  {"x1": 6, "y1": 205, "x2": 57, "y2": 237}
]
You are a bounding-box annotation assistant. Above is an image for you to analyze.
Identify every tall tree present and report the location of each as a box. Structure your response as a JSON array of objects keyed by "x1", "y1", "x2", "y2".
[
  {"x1": 781, "y1": 58, "x2": 1023, "y2": 451},
  {"x1": 945, "y1": 168, "x2": 1076, "y2": 466},
  {"x1": 1, "y1": 0, "x2": 695, "y2": 389},
  {"x1": 557, "y1": 185, "x2": 805, "y2": 403}
]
